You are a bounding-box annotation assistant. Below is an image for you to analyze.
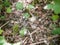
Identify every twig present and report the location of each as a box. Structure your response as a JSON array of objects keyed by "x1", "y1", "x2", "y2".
[
  {"x1": 47, "y1": 35, "x2": 59, "y2": 40},
  {"x1": 30, "y1": 41, "x2": 44, "y2": 45},
  {"x1": 28, "y1": 31, "x2": 33, "y2": 42},
  {"x1": 23, "y1": 37, "x2": 28, "y2": 43},
  {"x1": 31, "y1": 29, "x2": 38, "y2": 35},
  {"x1": 29, "y1": 11, "x2": 34, "y2": 16},
  {"x1": 31, "y1": 27, "x2": 40, "y2": 35},
  {"x1": 22, "y1": 37, "x2": 28, "y2": 45},
  {"x1": 0, "y1": 21, "x2": 9, "y2": 28}
]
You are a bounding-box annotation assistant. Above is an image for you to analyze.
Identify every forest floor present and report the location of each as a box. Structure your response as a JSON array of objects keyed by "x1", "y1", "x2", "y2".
[{"x1": 0, "y1": 0, "x2": 60, "y2": 45}]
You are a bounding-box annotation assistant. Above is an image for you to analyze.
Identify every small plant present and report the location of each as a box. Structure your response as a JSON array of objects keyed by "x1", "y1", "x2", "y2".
[
  {"x1": 23, "y1": 13, "x2": 30, "y2": 19},
  {"x1": 6, "y1": 7, "x2": 12, "y2": 13},
  {"x1": 27, "y1": 4, "x2": 34, "y2": 9},
  {"x1": 51, "y1": 15, "x2": 59, "y2": 21},
  {"x1": 12, "y1": 24, "x2": 19, "y2": 34},
  {"x1": 0, "y1": 0, "x2": 11, "y2": 12},
  {"x1": 44, "y1": 0, "x2": 60, "y2": 14},
  {"x1": 0, "y1": 15, "x2": 6, "y2": 20},
  {"x1": 0, "y1": 36, "x2": 5, "y2": 45},
  {"x1": 16, "y1": 2, "x2": 23, "y2": 10},
  {"x1": 44, "y1": 0, "x2": 60, "y2": 22},
  {"x1": 19, "y1": 27, "x2": 27, "y2": 36},
  {"x1": 44, "y1": 0, "x2": 60, "y2": 35},
  {"x1": 0, "y1": 0, "x2": 12, "y2": 20},
  {"x1": 3, "y1": 0, "x2": 11, "y2": 7},
  {"x1": 51, "y1": 28, "x2": 60, "y2": 35}
]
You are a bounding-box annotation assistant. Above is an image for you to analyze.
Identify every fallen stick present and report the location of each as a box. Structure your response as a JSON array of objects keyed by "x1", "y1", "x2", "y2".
[
  {"x1": 0, "y1": 21, "x2": 9, "y2": 28},
  {"x1": 30, "y1": 41, "x2": 44, "y2": 45}
]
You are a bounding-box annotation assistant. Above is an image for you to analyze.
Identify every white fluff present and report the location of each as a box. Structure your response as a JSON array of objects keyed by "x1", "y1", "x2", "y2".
[
  {"x1": 24, "y1": 29, "x2": 27, "y2": 35},
  {"x1": 31, "y1": 24, "x2": 36, "y2": 29},
  {"x1": 13, "y1": 42, "x2": 21, "y2": 45},
  {"x1": 44, "y1": 5, "x2": 48, "y2": 9},
  {"x1": 3, "y1": 42, "x2": 11, "y2": 45},
  {"x1": 29, "y1": 16, "x2": 36, "y2": 22}
]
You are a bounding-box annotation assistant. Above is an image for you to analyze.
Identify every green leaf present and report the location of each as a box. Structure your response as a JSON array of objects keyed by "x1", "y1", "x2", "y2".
[
  {"x1": 44, "y1": 0, "x2": 60, "y2": 14},
  {"x1": 51, "y1": 15, "x2": 59, "y2": 21},
  {"x1": 19, "y1": 27, "x2": 27, "y2": 36},
  {"x1": 51, "y1": 28, "x2": 60, "y2": 35},
  {"x1": 0, "y1": 16, "x2": 5, "y2": 19},
  {"x1": 13, "y1": 24, "x2": 19, "y2": 34},
  {"x1": 0, "y1": 43, "x2": 3, "y2": 45},
  {"x1": 6, "y1": 7, "x2": 12, "y2": 13},
  {"x1": 45, "y1": 4, "x2": 53, "y2": 10},
  {"x1": 3, "y1": 0, "x2": 11, "y2": 7},
  {"x1": 53, "y1": 4, "x2": 60, "y2": 14},
  {"x1": 0, "y1": 36, "x2": 4, "y2": 41},
  {"x1": 16, "y1": 2, "x2": 23, "y2": 10},
  {"x1": 53, "y1": 0, "x2": 60, "y2": 4},
  {"x1": 28, "y1": 4, "x2": 34, "y2": 9},
  {"x1": 23, "y1": 13, "x2": 30, "y2": 19},
  {"x1": 0, "y1": 28, "x2": 3, "y2": 34},
  {"x1": 0, "y1": 36, "x2": 5, "y2": 45}
]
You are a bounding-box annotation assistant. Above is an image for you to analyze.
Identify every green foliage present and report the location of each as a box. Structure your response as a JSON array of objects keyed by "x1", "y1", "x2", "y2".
[
  {"x1": 45, "y1": 4, "x2": 53, "y2": 10},
  {"x1": 53, "y1": 0, "x2": 60, "y2": 4},
  {"x1": 23, "y1": 13, "x2": 30, "y2": 19},
  {"x1": 0, "y1": 36, "x2": 4, "y2": 41},
  {"x1": 28, "y1": 4, "x2": 34, "y2": 9},
  {"x1": 6, "y1": 7, "x2": 12, "y2": 13},
  {"x1": 51, "y1": 15, "x2": 59, "y2": 21},
  {"x1": 12, "y1": 24, "x2": 19, "y2": 34},
  {"x1": 16, "y1": 2, "x2": 23, "y2": 10},
  {"x1": 0, "y1": 36, "x2": 5, "y2": 45},
  {"x1": 51, "y1": 28, "x2": 60, "y2": 35},
  {"x1": 53, "y1": 4, "x2": 60, "y2": 14},
  {"x1": 44, "y1": 0, "x2": 60, "y2": 14},
  {"x1": 0, "y1": 28, "x2": 3, "y2": 34},
  {"x1": 3, "y1": 0, "x2": 11, "y2": 7},
  {"x1": 0, "y1": 16, "x2": 5, "y2": 20},
  {"x1": 19, "y1": 27, "x2": 27, "y2": 36},
  {"x1": 0, "y1": 0, "x2": 12, "y2": 20}
]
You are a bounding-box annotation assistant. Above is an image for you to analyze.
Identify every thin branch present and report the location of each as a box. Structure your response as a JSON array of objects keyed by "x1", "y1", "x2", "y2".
[
  {"x1": 0, "y1": 21, "x2": 9, "y2": 28},
  {"x1": 30, "y1": 41, "x2": 44, "y2": 45},
  {"x1": 28, "y1": 31, "x2": 33, "y2": 42}
]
